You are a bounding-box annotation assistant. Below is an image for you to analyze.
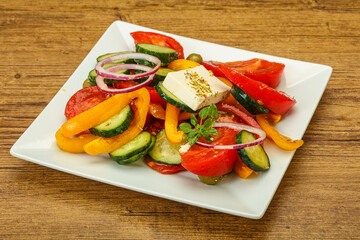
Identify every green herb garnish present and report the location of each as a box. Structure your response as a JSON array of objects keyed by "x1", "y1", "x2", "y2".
[{"x1": 179, "y1": 104, "x2": 219, "y2": 146}]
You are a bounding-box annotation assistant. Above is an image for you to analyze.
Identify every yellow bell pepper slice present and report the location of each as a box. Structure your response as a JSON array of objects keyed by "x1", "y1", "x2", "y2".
[
  {"x1": 217, "y1": 77, "x2": 233, "y2": 87},
  {"x1": 234, "y1": 157, "x2": 254, "y2": 179},
  {"x1": 61, "y1": 93, "x2": 131, "y2": 138},
  {"x1": 56, "y1": 93, "x2": 130, "y2": 153},
  {"x1": 256, "y1": 114, "x2": 304, "y2": 151},
  {"x1": 266, "y1": 112, "x2": 282, "y2": 126},
  {"x1": 167, "y1": 59, "x2": 200, "y2": 71},
  {"x1": 84, "y1": 88, "x2": 150, "y2": 155},
  {"x1": 164, "y1": 103, "x2": 184, "y2": 144},
  {"x1": 55, "y1": 129, "x2": 98, "y2": 153}
]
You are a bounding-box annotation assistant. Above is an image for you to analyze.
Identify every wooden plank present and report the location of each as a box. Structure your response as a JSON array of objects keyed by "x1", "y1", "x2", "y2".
[{"x1": 1, "y1": 0, "x2": 359, "y2": 239}]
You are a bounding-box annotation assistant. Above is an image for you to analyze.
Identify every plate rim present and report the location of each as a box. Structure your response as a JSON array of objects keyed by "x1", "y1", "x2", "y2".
[{"x1": 10, "y1": 20, "x2": 332, "y2": 219}]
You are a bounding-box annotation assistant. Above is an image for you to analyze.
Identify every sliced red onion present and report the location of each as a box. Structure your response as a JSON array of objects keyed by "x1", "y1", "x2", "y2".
[
  {"x1": 96, "y1": 74, "x2": 154, "y2": 94},
  {"x1": 106, "y1": 64, "x2": 153, "y2": 77},
  {"x1": 195, "y1": 122, "x2": 266, "y2": 149},
  {"x1": 95, "y1": 52, "x2": 161, "y2": 80}
]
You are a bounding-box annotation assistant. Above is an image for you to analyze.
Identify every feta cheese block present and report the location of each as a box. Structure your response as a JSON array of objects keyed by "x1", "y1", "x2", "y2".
[{"x1": 162, "y1": 65, "x2": 231, "y2": 111}]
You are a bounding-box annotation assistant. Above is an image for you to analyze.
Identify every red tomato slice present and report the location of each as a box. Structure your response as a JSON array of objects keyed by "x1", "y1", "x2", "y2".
[
  {"x1": 64, "y1": 86, "x2": 109, "y2": 120},
  {"x1": 130, "y1": 31, "x2": 184, "y2": 59},
  {"x1": 145, "y1": 86, "x2": 167, "y2": 107},
  {"x1": 225, "y1": 58, "x2": 285, "y2": 88},
  {"x1": 219, "y1": 65, "x2": 296, "y2": 115},
  {"x1": 203, "y1": 59, "x2": 285, "y2": 88},
  {"x1": 180, "y1": 128, "x2": 238, "y2": 177},
  {"x1": 112, "y1": 80, "x2": 138, "y2": 89},
  {"x1": 145, "y1": 157, "x2": 186, "y2": 174},
  {"x1": 144, "y1": 119, "x2": 165, "y2": 136}
]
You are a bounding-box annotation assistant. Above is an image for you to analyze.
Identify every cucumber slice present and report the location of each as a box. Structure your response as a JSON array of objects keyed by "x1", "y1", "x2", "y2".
[
  {"x1": 110, "y1": 132, "x2": 154, "y2": 164},
  {"x1": 89, "y1": 105, "x2": 134, "y2": 138},
  {"x1": 230, "y1": 85, "x2": 269, "y2": 115},
  {"x1": 134, "y1": 58, "x2": 156, "y2": 67},
  {"x1": 156, "y1": 81, "x2": 196, "y2": 113},
  {"x1": 135, "y1": 43, "x2": 178, "y2": 66},
  {"x1": 236, "y1": 130, "x2": 270, "y2": 171},
  {"x1": 115, "y1": 135, "x2": 156, "y2": 165},
  {"x1": 96, "y1": 51, "x2": 134, "y2": 62},
  {"x1": 133, "y1": 68, "x2": 174, "y2": 87},
  {"x1": 88, "y1": 69, "x2": 97, "y2": 84},
  {"x1": 88, "y1": 68, "x2": 130, "y2": 85},
  {"x1": 148, "y1": 129, "x2": 186, "y2": 165},
  {"x1": 152, "y1": 68, "x2": 174, "y2": 86}
]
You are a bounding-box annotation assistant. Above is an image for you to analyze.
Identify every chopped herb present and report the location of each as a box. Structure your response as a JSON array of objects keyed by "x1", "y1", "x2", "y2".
[
  {"x1": 184, "y1": 69, "x2": 212, "y2": 97},
  {"x1": 179, "y1": 104, "x2": 219, "y2": 146}
]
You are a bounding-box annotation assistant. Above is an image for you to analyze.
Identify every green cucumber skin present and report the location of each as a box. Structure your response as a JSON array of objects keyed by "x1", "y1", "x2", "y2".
[
  {"x1": 89, "y1": 106, "x2": 134, "y2": 138},
  {"x1": 88, "y1": 69, "x2": 97, "y2": 84},
  {"x1": 134, "y1": 59, "x2": 156, "y2": 67},
  {"x1": 88, "y1": 68, "x2": 131, "y2": 85},
  {"x1": 155, "y1": 82, "x2": 197, "y2": 113},
  {"x1": 109, "y1": 131, "x2": 153, "y2": 161},
  {"x1": 96, "y1": 51, "x2": 135, "y2": 62},
  {"x1": 236, "y1": 130, "x2": 270, "y2": 172},
  {"x1": 112, "y1": 136, "x2": 156, "y2": 165},
  {"x1": 237, "y1": 148, "x2": 270, "y2": 172},
  {"x1": 230, "y1": 85, "x2": 269, "y2": 115},
  {"x1": 152, "y1": 68, "x2": 174, "y2": 86},
  {"x1": 135, "y1": 68, "x2": 174, "y2": 87},
  {"x1": 135, "y1": 43, "x2": 178, "y2": 66},
  {"x1": 148, "y1": 129, "x2": 186, "y2": 165}
]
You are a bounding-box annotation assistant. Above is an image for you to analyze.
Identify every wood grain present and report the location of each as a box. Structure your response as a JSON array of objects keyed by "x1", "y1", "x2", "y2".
[{"x1": 1, "y1": 0, "x2": 359, "y2": 239}]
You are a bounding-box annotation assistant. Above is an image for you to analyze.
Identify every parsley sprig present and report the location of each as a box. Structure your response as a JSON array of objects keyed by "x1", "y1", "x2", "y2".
[{"x1": 179, "y1": 104, "x2": 219, "y2": 146}]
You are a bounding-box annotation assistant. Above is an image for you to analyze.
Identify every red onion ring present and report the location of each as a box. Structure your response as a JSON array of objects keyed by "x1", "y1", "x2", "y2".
[
  {"x1": 195, "y1": 122, "x2": 266, "y2": 149},
  {"x1": 95, "y1": 52, "x2": 161, "y2": 80},
  {"x1": 96, "y1": 74, "x2": 154, "y2": 94}
]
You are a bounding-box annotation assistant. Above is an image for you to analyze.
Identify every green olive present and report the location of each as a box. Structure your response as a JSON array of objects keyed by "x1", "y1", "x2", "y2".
[
  {"x1": 82, "y1": 78, "x2": 95, "y2": 88},
  {"x1": 198, "y1": 175, "x2": 224, "y2": 185},
  {"x1": 186, "y1": 53, "x2": 203, "y2": 64}
]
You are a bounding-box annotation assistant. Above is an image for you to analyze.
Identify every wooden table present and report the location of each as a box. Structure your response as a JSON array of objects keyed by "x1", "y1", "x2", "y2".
[{"x1": 1, "y1": 0, "x2": 359, "y2": 239}]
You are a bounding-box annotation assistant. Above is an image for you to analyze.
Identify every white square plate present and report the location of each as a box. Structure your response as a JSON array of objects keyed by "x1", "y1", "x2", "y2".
[{"x1": 10, "y1": 21, "x2": 332, "y2": 219}]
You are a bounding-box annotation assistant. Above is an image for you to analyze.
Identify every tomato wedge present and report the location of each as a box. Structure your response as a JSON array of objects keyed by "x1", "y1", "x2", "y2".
[
  {"x1": 145, "y1": 157, "x2": 185, "y2": 174},
  {"x1": 64, "y1": 86, "x2": 109, "y2": 120},
  {"x1": 130, "y1": 31, "x2": 184, "y2": 59},
  {"x1": 181, "y1": 128, "x2": 238, "y2": 177},
  {"x1": 219, "y1": 65, "x2": 296, "y2": 115},
  {"x1": 223, "y1": 58, "x2": 285, "y2": 88},
  {"x1": 203, "y1": 59, "x2": 284, "y2": 88}
]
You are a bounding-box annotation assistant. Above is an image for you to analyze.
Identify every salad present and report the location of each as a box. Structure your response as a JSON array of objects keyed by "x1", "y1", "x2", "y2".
[{"x1": 55, "y1": 31, "x2": 304, "y2": 185}]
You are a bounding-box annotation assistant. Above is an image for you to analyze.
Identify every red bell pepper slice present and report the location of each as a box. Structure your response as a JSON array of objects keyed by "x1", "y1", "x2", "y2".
[
  {"x1": 130, "y1": 31, "x2": 184, "y2": 59},
  {"x1": 219, "y1": 65, "x2": 296, "y2": 115},
  {"x1": 202, "y1": 61, "x2": 227, "y2": 78}
]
